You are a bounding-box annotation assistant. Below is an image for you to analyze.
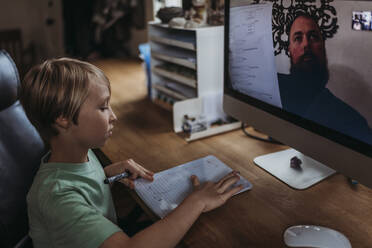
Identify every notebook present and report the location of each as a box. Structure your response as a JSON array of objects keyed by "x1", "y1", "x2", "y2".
[{"x1": 134, "y1": 155, "x2": 253, "y2": 218}]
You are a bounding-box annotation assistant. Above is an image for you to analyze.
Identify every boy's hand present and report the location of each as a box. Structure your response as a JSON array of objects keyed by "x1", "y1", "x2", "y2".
[
  {"x1": 104, "y1": 159, "x2": 154, "y2": 189},
  {"x1": 189, "y1": 171, "x2": 243, "y2": 213}
]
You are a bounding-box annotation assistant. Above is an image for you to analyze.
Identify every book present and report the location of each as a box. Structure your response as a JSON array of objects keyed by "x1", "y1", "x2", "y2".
[{"x1": 134, "y1": 155, "x2": 253, "y2": 218}]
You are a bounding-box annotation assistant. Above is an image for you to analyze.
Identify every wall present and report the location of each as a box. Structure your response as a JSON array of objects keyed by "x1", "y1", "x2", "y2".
[
  {"x1": 0, "y1": 0, "x2": 154, "y2": 60},
  {"x1": 0, "y1": 0, "x2": 64, "y2": 62},
  {"x1": 326, "y1": 0, "x2": 372, "y2": 127},
  {"x1": 129, "y1": 0, "x2": 155, "y2": 57}
]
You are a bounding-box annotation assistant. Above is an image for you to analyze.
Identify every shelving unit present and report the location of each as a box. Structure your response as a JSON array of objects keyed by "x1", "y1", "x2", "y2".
[
  {"x1": 148, "y1": 22, "x2": 240, "y2": 141},
  {"x1": 149, "y1": 22, "x2": 224, "y2": 108}
]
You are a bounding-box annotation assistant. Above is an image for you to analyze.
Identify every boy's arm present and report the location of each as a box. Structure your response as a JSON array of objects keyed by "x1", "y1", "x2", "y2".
[
  {"x1": 100, "y1": 195, "x2": 203, "y2": 248},
  {"x1": 100, "y1": 172, "x2": 242, "y2": 248}
]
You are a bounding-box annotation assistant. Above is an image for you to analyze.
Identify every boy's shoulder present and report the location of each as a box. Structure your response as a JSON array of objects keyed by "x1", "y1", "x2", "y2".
[
  {"x1": 27, "y1": 150, "x2": 101, "y2": 209},
  {"x1": 27, "y1": 164, "x2": 74, "y2": 213}
]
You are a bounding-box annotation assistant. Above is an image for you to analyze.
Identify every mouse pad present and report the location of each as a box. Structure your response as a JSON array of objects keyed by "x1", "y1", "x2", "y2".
[{"x1": 254, "y1": 149, "x2": 336, "y2": 190}]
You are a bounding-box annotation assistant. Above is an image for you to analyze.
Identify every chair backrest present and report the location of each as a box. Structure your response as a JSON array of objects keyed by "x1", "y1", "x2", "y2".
[{"x1": 0, "y1": 50, "x2": 45, "y2": 248}]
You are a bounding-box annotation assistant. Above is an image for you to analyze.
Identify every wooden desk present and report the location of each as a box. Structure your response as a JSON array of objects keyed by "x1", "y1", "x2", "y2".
[{"x1": 98, "y1": 60, "x2": 372, "y2": 248}]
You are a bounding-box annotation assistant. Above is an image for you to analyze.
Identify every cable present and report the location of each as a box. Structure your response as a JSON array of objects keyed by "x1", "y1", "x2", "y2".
[{"x1": 241, "y1": 123, "x2": 283, "y2": 145}]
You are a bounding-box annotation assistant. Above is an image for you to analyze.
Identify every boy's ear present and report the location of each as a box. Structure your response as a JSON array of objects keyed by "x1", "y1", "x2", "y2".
[{"x1": 54, "y1": 116, "x2": 70, "y2": 130}]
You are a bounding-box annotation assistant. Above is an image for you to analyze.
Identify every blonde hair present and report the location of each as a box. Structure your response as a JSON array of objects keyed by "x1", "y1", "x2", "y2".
[{"x1": 19, "y1": 57, "x2": 110, "y2": 143}]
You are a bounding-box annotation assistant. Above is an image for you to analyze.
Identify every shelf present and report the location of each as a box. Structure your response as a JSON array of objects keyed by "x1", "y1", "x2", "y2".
[
  {"x1": 150, "y1": 35, "x2": 196, "y2": 51},
  {"x1": 149, "y1": 23, "x2": 226, "y2": 139},
  {"x1": 152, "y1": 51, "x2": 196, "y2": 70},
  {"x1": 153, "y1": 67, "x2": 197, "y2": 88},
  {"x1": 164, "y1": 81, "x2": 196, "y2": 98},
  {"x1": 149, "y1": 21, "x2": 209, "y2": 31},
  {"x1": 152, "y1": 84, "x2": 188, "y2": 100},
  {"x1": 153, "y1": 98, "x2": 173, "y2": 111}
]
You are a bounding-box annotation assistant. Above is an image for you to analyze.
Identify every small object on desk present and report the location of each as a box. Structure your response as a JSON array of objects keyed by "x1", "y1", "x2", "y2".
[
  {"x1": 182, "y1": 114, "x2": 208, "y2": 133},
  {"x1": 283, "y1": 225, "x2": 351, "y2": 248},
  {"x1": 134, "y1": 155, "x2": 252, "y2": 218},
  {"x1": 104, "y1": 171, "x2": 130, "y2": 184},
  {"x1": 290, "y1": 156, "x2": 302, "y2": 170}
]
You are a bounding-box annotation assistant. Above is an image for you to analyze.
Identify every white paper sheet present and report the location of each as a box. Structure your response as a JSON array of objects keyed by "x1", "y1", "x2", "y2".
[
  {"x1": 134, "y1": 155, "x2": 252, "y2": 218},
  {"x1": 229, "y1": 3, "x2": 282, "y2": 108}
]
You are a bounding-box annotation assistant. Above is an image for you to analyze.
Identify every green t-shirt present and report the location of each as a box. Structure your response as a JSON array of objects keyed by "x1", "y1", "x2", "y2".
[{"x1": 27, "y1": 149, "x2": 122, "y2": 248}]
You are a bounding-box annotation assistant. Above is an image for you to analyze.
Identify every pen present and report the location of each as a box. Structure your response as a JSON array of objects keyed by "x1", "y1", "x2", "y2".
[{"x1": 104, "y1": 171, "x2": 130, "y2": 184}]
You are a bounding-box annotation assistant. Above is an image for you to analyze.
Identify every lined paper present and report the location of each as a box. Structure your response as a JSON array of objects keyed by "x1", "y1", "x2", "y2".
[{"x1": 134, "y1": 155, "x2": 252, "y2": 218}]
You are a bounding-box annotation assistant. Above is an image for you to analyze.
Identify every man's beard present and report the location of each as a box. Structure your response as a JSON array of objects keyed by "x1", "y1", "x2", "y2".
[{"x1": 290, "y1": 51, "x2": 329, "y2": 90}]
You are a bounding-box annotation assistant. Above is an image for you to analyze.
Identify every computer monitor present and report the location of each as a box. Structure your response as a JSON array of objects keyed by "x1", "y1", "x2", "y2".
[{"x1": 224, "y1": 0, "x2": 372, "y2": 189}]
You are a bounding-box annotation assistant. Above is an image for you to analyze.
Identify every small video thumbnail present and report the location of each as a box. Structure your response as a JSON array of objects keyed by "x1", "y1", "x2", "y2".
[{"x1": 352, "y1": 11, "x2": 372, "y2": 31}]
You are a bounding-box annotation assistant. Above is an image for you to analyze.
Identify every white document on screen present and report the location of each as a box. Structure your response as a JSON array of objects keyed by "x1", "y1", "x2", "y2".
[{"x1": 229, "y1": 3, "x2": 282, "y2": 108}]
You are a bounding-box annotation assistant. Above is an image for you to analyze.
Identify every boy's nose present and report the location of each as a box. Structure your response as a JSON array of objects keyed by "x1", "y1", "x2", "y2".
[
  {"x1": 109, "y1": 106, "x2": 117, "y2": 122},
  {"x1": 111, "y1": 112, "x2": 117, "y2": 122}
]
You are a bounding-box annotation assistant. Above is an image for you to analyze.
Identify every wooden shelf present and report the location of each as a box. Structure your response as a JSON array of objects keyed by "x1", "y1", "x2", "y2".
[
  {"x1": 150, "y1": 35, "x2": 196, "y2": 51},
  {"x1": 152, "y1": 84, "x2": 188, "y2": 100},
  {"x1": 152, "y1": 98, "x2": 173, "y2": 111},
  {"x1": 153, "y1": 67, "x2": 196, "y2": 88},
  {"x1": 152, "y1": 51, "x2": 196, "y2": 70},
  {"x1": 149, "y1": 21, "x2": 209, "y2": 31}
]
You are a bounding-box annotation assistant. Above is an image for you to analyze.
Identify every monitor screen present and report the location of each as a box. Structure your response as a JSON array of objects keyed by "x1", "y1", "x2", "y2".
[{"x1": 224, "y1": 0, "x2": 372, "y2": 188}]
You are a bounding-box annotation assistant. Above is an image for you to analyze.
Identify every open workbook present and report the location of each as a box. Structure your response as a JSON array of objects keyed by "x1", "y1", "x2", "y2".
[{"x1": 134, "y1": 155, "x2": 253, "y2": 218}]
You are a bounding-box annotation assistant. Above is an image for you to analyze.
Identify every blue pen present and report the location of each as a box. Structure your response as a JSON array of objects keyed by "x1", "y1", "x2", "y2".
[{"x1": 104, "y1": 171, "x2": 130, "y2": 184}]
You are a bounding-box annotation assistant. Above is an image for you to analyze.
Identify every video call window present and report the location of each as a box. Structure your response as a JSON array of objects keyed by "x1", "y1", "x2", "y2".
[{"x1": 228, "y1": 1, "x2": 372, "y2": 145}]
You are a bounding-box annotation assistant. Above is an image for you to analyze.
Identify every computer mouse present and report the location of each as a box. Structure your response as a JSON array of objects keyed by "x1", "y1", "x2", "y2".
[{"x1": 283, "y1": 225, "x2": 352, "y2": 248}]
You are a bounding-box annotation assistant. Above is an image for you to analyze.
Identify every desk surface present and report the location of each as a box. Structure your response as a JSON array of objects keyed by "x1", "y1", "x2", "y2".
[{"x1": 97, "y1": 59, "x2": 372, "y2": 248}]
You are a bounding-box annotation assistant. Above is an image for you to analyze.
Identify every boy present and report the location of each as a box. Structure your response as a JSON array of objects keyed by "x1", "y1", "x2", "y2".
[{"x1": 20, "y1": 58, "x2": 243, "y2": 248}]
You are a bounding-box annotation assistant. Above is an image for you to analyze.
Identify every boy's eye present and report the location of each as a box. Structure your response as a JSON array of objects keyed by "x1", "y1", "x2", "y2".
[{"x1": 100, "y1": 106, "x2": 109, "y2": 111}]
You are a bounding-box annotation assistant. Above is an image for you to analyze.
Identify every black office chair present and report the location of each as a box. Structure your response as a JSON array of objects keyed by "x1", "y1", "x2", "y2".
[{"x1": 0, "y1": 50, "x2": 45, "y2": 248}]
